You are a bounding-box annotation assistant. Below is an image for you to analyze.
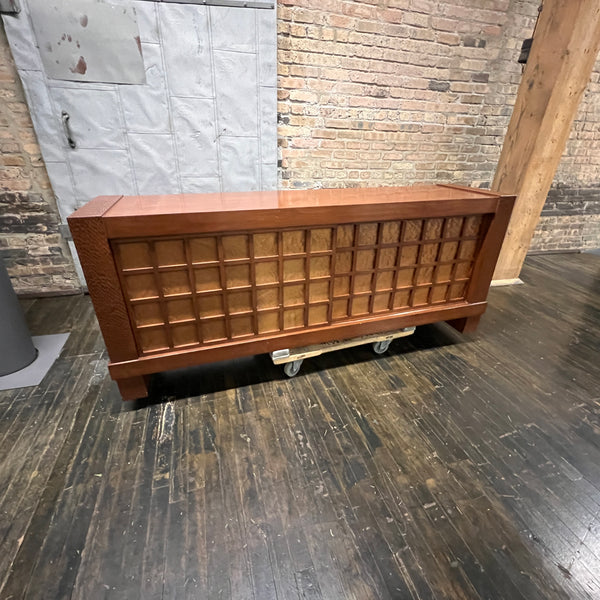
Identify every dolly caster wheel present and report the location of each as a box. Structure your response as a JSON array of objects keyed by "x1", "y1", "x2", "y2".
[
  {"x1": 372, "y1": 340, "x2": 391, "y2": 355},
  {"x1": 284, "y1": 359, "x2": 303, "y2": 377}
]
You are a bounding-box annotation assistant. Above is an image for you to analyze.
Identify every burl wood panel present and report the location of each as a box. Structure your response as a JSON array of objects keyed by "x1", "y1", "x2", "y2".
[
  {"x1": 68, "y1": 185, "x2": 514, "y2": 400},
  {"x1": 113, "y1": 216, "x2": 482, "y2": 355}
]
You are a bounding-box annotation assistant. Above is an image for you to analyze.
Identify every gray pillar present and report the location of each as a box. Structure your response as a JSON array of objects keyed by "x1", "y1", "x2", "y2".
[{"x1": 0, "y1": 259, "x2": 37, "y2": 376}]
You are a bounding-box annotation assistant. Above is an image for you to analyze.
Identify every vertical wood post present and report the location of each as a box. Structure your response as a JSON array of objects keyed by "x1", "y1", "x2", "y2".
[{"x1": 491, "y1": 0, "x2": 600, "y2": 282}]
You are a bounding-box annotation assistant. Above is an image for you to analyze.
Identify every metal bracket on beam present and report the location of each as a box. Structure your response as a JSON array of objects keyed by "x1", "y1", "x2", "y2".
[{"x1": 0, "y1": 0, "x2": 20, "y2": 15}]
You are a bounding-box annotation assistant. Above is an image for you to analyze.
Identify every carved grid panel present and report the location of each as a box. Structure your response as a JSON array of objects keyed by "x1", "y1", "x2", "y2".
[{"x1": 113, "y1": 215, "x2": 485, "y2": 355}]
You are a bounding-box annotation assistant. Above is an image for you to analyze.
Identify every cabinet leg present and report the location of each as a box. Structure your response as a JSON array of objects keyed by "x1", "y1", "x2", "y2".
[
  {"x1": 446, "y1": 315, "x2": 481, "y2": 334},
  {"x1": 116, "y1": 375, "x2": 149, "y2": 401}
]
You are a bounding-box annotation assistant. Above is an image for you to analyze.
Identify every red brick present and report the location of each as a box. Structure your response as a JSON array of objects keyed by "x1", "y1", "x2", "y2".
[
  {"x1": 482, "y1": 24, "x2": 502, "y2": 36},
  {"x1": 2, "y1": 154, "x2": 25, "y2": 166},
  {"x1": 437, "y1": 32, "x2": 461, "y2": 45},
  {"x1": 290, "y1": 8, "x2": 316, "y2": 24},
  {"x1": 402, "y1": 11, "x2": 429, "y2": 28},
  {"x1": 289, "y1": 90, "x2": 319, "y2": 103},
  {"x1": 280, "y1": 77, "x2": 306, "y2": 89},
  {"x1": 355, "y1": 20, "x2": 380, "y2": 34},
  {"x1": 326, "y1": 14, "x2": 355, "y2": 29},
  {"x1": 341, "y1": 2, "x2": 377, "y2": 19},
  {"x1": 381, "y1": 9, "x2": 404, "y2": 24}
]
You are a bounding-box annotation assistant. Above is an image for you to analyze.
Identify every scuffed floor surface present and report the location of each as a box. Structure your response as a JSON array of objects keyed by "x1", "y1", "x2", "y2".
[{"x1": 1, "y1": 253, "x2": 599, "y2": 599}]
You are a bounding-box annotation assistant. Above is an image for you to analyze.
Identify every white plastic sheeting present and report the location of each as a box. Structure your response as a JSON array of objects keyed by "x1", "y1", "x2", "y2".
[{"x1": 3, "y1": 0, "x2": 277, "y2": 284}]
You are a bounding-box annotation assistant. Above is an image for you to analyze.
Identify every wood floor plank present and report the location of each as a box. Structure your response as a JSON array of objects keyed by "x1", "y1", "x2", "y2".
[
  {"x1": 117, "y1": 403, "x2": 163, "y2": 600},
  {"x1": 20, "y1": 375, "x2": 120, "y2": 599},
  {"x1": 0, "y1": 356, "x2": 105, "y2": 596},
  {"x1": 1, "y1": 253, "x2": 600, "y2": 599}
]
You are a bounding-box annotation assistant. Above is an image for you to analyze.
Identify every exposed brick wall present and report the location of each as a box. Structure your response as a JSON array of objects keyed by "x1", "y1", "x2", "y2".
[
  {"x1": 532, "y1": 53, "x2": 600, "y2": 252},
  {"x1": 0, "y1": 21, "x2": 79, "y2": 295},
  {"x1": 277, "y1": 0, "x2": 600, "y2": 252},
  {"x1": 530, "y1": 187, "x2": 600, "y2": 253},
  {"x1": 554, "y1": 66, "x2": 600, "y2": 189},
  {"x1": 277, "y1": 0, "x2": 538, "y2": 189}
]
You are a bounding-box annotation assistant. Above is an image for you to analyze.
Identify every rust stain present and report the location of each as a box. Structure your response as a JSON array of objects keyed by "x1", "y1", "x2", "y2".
[
  {"x1": 61, "y1": 33, "x2": 66, "y2": 41},
  {"x1": 69, "y1": 56, "x2": 87, "y2": 75},
  {"x1": 80, "y1": 14, "x2": 88, "y2": 27},
  {"x1": 67, "y1": 34, "x2": 72, "y2": 42},
  {"x1": 134, "y1": 35, "x2": 142, "y2": 55}
]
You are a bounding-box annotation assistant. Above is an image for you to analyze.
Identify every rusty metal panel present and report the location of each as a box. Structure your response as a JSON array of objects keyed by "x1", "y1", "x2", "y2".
[{"x1": 29, "y1": 0, "x2": 145, "y2": 84}]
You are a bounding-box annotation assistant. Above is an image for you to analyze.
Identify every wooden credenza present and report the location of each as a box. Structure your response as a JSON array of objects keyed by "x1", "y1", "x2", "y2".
[{"x1": 68, "y1": 185, "x2": 514, "y2": 400}]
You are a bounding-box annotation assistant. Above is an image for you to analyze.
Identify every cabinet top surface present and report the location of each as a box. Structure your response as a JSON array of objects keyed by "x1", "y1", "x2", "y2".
[{"x1": 89, "y1": 184, "x2": 501, "y2": 219}]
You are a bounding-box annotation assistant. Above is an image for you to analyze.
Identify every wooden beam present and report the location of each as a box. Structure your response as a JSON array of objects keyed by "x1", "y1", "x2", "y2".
[{"x1": 491, "y1": 0, "x2": 600, "y2": 281}]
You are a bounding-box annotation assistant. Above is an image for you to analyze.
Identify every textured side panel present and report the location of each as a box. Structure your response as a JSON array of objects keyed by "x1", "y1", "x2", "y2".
[
  {"x1": 69, "y1": 149, "x2": 135, "y2": 201},
  {"x1": 19, "y1": 70, "x2": 64, "y2": 163},
  {"x1": 220, "y1": 136, "x2": 260, "y2": 192},
  {"x1": 259, "y1": 84, "x2": 277, "y2": 172},
  {"x1": 171, "y1": 97, "x2": 219, "y2": 178},
  {"x1": 159, "y1": 3, "x2": 212, "y2": 98},
  {"x1": 120, "y1": 43, "x2": 170, "y2": 134},
  {"x1": 213, "y1": 50, "x2": 258, "y2": 138},
  {"x1": 49, "y1": 87, "x2": 126, "y2": 150},
  {"x1": 133, "y1": 0, "x2": 159, "y2": 44},
  {"x1": 128, "y1": 133, "x2": 178, "y2": 195},
  {"x1": 180, "y1": 178, "x2": 221, "y2": 194},
  {"x1": 468, "y1": 197, "x2": 515, "y2": 302},
  {"x1": 44, "y1": 162, "x2": 77, "y2": 222},
  {"x1": 209, "y1": 5, "x2": 256, "y2": 53},
  {"x1": 257, "y1": 8, "x2": 276, "y2": 86},
  {"x1": 1, "y1": 5, "x2": 43, "y2": 71}
]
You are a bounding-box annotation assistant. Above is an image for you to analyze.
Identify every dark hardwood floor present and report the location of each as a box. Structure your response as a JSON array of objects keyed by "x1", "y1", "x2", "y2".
[{"x1": 1, "y1": 253, "x2": 599, "y2": 600}]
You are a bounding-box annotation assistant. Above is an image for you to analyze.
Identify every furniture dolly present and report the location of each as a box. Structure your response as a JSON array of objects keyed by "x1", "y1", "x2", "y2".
[{"x1": 270, "y1": 326, "x2": 416, "y2": 377}]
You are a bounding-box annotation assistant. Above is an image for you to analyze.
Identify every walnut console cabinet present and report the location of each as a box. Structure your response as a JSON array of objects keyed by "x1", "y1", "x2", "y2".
[{"x1": 68, "y1": 185, "x2": 515, "y2": 400}]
